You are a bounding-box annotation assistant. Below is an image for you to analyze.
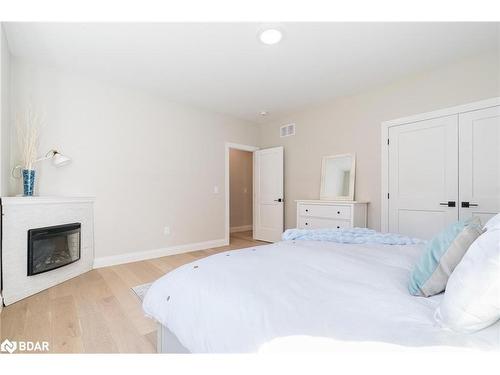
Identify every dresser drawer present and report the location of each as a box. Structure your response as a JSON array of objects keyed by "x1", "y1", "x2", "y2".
[
  {"x1": 298, "y1": 216, "x2": 352, "y2": 230},
  {"x1": 298, "y1": 204, "x2": 351, "y2": 220}
]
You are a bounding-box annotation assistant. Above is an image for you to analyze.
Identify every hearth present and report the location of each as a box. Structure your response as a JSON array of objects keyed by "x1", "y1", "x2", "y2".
[
  {"x1": 27, "y1": 223, "x2": 81, "y2": 276},
  {"x1": 1, "y1": 196, "x2": 94, "y2": 305}
]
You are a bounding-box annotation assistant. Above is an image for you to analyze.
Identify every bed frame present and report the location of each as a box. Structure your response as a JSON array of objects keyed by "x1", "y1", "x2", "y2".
[{"x1": 157, "y1": 323, "x2": 190, "y2": 353}]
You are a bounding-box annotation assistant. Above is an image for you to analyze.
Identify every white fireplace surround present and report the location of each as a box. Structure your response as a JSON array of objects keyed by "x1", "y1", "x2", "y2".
[{"x1": 1, "y1": 196, "x2": 95, "y2": 305}]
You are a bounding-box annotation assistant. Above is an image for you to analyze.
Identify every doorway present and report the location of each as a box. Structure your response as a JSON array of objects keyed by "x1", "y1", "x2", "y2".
[
  {"x1": 225, "y1": 143, "x2": 259, "y2": 245},
  {"x1": 229, "y1": 148, "x2": 254, "y2": 242},
  {"x1": 224, "y1": 143, "x2": 284, "y2": 245}
]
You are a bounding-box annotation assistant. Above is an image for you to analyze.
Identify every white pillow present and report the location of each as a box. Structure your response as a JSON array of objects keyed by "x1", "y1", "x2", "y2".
[
  {"x1": 434, "y1": 229, "x2": 500, "y2": 333},
  {"x1": 484, "y1": 213, "x2": 500, "y2": 231}
]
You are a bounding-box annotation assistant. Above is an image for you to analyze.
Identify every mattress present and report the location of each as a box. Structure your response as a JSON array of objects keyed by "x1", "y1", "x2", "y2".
[{"x1": 143, "y1": 240, "x2": 500, "y2": 352}]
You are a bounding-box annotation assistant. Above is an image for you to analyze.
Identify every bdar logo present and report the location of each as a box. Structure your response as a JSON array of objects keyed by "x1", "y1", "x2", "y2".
[{"x1": 1, "y1": 339, "x2": 17, "y2": 354}]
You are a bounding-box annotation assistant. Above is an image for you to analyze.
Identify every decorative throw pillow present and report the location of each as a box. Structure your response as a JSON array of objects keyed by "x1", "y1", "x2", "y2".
[
  {"x1": 434, "y1": 229, "x2": 500, "y2": 333},
  {"x1": 484, "y1": 213, "x2": 500, "y2": 231},
  {"x1": 408, "y1": 217, "x2": 484, "y2": 297}
]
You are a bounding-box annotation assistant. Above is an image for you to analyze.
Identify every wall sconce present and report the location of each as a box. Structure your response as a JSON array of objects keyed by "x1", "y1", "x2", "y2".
[
  {"x1": 37, "y1": 149, "x2": 72, "y2": 167},
  {"x1": 12, "y1": 149, "x2": 72, "y2": 178}
]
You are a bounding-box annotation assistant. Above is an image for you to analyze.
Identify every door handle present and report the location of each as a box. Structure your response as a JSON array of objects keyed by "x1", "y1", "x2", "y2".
[
  {"x1": 439, "y1": 201, "x2": 456, "y2": 207},
  {"x1": 461, "y1": 202, "x2": 478, "y2": 208},
  {"x1": 274, "y1": 198, "x2": 283, "y2": 202}
]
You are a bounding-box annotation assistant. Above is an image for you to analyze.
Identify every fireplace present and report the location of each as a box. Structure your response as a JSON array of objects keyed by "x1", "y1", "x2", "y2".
[{"x1": 27, "y1": 223, "x2": 81, "y2": 276}]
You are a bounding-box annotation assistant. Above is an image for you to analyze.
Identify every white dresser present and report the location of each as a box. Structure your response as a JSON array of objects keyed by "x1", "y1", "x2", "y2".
[{"x1": 296, "y1": 200, "x2": 368, "y2": 229}]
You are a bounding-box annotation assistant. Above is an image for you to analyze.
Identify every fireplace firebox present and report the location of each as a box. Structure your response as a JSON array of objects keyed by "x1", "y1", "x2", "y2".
[{"x1": 27, "y1": 223, "x2": 81, "y2": 276}]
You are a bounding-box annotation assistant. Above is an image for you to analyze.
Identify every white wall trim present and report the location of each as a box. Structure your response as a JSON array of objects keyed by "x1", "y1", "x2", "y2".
[
  {"x1": 0, "y1": 293, "x2": 3, "y2": 313},
  {"x1": 225, "y1": 142, "x2": 259, "y2": 245},
  {"x1": 381, "y1": 97, "x2": 500, "y2": 128},
  {"x1": 380, "y1": 97, "x2": 500, "y2": 232},
  {"x1": 381, "y1": 118, "x2": 390, "y2": 233},
  {"x1": 230, "y1": 224, "x2": 253, "y2": 233},
  {"x1": 93, "y1": 238, "x2": 227, "y2": 269}
]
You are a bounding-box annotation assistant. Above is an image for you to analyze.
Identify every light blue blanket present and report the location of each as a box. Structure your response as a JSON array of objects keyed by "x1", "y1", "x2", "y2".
[{"x1": 282, "y1": 227, "x2": 424, "y2": 245}]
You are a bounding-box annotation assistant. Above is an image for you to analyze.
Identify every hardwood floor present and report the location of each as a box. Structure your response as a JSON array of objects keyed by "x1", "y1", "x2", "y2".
[{"x1": 0, "y1": 231, "x2": 266, "y2": 353}]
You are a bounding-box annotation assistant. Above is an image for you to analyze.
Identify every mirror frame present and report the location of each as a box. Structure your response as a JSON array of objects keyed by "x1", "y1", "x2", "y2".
[{"x1": 320, "y1": 153, "x2": 356, "y2": 201}]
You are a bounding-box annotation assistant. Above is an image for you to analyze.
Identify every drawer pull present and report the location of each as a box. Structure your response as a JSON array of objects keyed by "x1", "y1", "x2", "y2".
[
  {"x1": 305, "y1": 209, "x2": 309, "y2": 212},
  {"x1": 305, "y1": 222, "x2": 309, "y2": 226},
  {"x1": 337, "y1": 211, "x2": 340, "y2": 214},
  {"x1": 336, "y1": 226, "x2": 340, "y2": 229}
]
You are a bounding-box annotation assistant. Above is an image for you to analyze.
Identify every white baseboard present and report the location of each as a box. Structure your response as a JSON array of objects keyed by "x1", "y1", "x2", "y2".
[
  {"x1": 93, "y1": 238, "x2": 228, "y2": 269},
  {"x1": 0, "y1": 293, "x2": 3, "y2": 313},
  {"x1": 230, "y1": 225, "x2": 253, "y2": 233}
]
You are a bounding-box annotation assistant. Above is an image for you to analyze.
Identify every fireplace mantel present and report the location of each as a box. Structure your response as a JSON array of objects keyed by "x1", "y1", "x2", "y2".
[
  {"x1": 1, "y1": 196, "x2": 95, "y2": 205},
  {"x1": 1, "y1": 196, "x2": 95, "y2": 305}
]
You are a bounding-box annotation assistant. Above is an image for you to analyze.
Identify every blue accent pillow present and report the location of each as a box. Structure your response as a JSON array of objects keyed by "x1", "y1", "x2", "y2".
[{"x1": 408, "y1": 217, "x2": 484, "y2": 297}]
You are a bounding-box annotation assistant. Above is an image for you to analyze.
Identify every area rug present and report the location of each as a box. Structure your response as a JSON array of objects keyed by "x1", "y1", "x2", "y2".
[{"x1": 131, "y1": 282, "x2": 152, "y2": 302}]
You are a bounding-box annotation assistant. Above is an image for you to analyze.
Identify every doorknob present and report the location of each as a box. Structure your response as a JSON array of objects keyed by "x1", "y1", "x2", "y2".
[
  {"x1": 439, "y1": 201, "x2": 456, "y2": 207},
  {"x1": 461, "y1": 202, "x2": 478, "y2": 208},
  {"x1": 274, "y1": 198, "x2": 283, "y2": 202}
]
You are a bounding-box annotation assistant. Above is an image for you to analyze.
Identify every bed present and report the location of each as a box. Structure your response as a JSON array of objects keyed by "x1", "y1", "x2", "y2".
[{"x1": 142, "y1": 238, "x2": 500, "y2": 353}]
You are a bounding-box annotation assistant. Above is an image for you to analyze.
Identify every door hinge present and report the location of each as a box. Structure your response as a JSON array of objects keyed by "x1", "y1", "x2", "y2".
[
  {"x1": 387, "y1": 138, "x2": 390, "y2": 146},
  {"x1": 387, "y1": 193, "x2": 390, "y2": 199}
]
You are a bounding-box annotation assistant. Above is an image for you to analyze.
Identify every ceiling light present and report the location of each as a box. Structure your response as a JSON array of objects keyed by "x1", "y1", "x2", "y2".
[
  {"x1": 260, "y1": 111, "x2": 268, "y2": 116},
  {"x1": 259, "y1": 29, "x2": 282, "y2": 45}
]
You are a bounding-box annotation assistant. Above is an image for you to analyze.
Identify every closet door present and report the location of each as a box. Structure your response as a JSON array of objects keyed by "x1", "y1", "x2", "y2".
[
  {"x1": 388, "y1": 115, "x2": 458, "y2": 239},
  {"x1": 459, "y1": 106, "x2": 500, "y2": 223}
]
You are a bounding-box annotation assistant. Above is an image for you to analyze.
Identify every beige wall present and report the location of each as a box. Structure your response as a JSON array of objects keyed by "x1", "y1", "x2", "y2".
[
  {"x1": 5, "y1": 50, "x2": 500, "y2": 264},
  {"x1": 0, "y1": 24, "x2": 11, "y2": 196},
  {"x1": 10, "y1": 58, "x2": 259, "y2": 259},
  {"x1": 259, "y1": 52, "x2": 500, "y2": 230},
  {"x1": 0, "y1": 23, "x2": 10, "y2": 308},
  {"x1": 229, "y1": 149, "x2": 253, "y2": 229}
]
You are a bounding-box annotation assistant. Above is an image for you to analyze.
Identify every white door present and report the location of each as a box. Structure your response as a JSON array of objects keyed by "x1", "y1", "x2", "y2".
[
  {"x1": 253, "y1": 147, "x2": 284, "y2": 242},
  {"x1": 388, "y1": 115, "x2": 458, "y2": 239},
  {"x1": 459, "y1": 106, "x2": 500, "y2": 223}
]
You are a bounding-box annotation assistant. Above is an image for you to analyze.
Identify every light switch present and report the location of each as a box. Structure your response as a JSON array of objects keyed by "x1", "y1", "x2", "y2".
[{"x1": 213, "y1": 185, "x2": 219, "y2": 194}]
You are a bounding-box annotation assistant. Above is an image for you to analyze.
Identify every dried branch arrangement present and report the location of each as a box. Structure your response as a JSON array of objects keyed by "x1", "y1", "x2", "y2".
[{"x1": 16, "y1": 106, "x2": 43, "y2": 170}]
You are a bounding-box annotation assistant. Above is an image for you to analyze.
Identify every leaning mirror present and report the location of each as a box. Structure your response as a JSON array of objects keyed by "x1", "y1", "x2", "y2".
[{"x1": 320, "y1": 153, "x2": 356, "y2": 201}]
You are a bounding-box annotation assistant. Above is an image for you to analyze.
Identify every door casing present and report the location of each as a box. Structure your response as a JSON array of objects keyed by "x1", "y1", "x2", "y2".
[{"x1": 381, "y1": 97, "x2": 500, "y2": 233}]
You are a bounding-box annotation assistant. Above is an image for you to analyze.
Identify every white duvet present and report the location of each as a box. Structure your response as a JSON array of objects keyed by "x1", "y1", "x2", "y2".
[{"x1": 142, "y1": 240, "x2": 500, "y2": 352}]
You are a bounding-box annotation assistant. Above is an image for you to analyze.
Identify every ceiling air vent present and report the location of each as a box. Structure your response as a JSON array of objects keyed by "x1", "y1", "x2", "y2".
[{"x1": 280, "y1": 123, "x2": 296, "y2": 138}]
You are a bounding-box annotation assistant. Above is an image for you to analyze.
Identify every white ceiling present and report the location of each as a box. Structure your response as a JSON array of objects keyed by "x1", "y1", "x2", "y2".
[{"x1": 4, "y1": 22, "x2": 499, "y2": 123}]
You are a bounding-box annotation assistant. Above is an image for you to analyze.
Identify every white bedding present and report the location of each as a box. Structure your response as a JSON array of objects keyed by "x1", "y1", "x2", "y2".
[{"x1": 143, "y1": 240, "x2": 500, "y2": 352}]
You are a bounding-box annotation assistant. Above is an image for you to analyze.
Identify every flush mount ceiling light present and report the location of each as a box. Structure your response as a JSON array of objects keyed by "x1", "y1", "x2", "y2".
[
  {"x1": 260, "y1": 111, "x2": 268, "y2": 116},
  {"x1": 259, "y1": 29, "x2": 283, "y2": 45}
]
